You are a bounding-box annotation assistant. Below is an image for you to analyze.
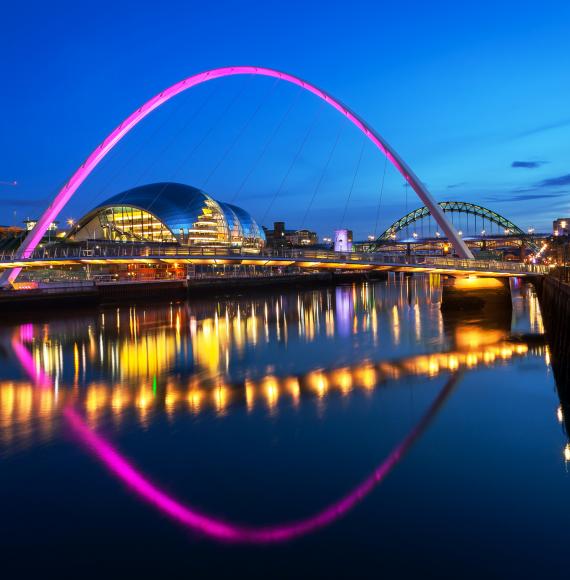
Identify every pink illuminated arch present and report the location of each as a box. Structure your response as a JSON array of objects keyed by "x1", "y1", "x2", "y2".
[
  {"x1": 64, "y1": 374, "x2": 458, "y2": 543},
  {"x1": 3, "y1": 66, "x2": 472, "y2": 284}
]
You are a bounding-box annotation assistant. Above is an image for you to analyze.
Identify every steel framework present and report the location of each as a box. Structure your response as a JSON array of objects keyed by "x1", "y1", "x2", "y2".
[{"x1": 375, "y1": 201, "x2": 537, "y2": 251}]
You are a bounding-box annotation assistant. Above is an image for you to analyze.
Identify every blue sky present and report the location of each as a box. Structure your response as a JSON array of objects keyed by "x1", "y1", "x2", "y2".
[{"x1": 1, "y1": 0, "x2": 569, "y2": 238}]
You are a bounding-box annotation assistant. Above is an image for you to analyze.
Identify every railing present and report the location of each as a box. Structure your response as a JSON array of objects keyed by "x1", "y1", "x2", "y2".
[{"x1": 0, "y1": 245, "x2": 549, "y2": 275}]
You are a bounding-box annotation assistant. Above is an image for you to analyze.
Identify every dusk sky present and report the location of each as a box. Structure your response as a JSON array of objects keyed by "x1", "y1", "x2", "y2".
[{"x1": 1, "y1": 0, "x2": 569, "y2": 238}]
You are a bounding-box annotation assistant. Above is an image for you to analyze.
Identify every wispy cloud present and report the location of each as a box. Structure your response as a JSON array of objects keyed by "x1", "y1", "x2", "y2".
[
  {"x1": 486, "y1": 191, "x2": 567, "y2": 203},
  {"x1": 535, "y1": 174, "x2": 570, "y2": 188},
  {"x1": 514, "y1": 118, "x2": 570, "y2": 139},
  {"x1": 447, "y1": 182, "x2": 467, "y2": 189},
  {"x1": 511, "y1": 161, "x2": 547, "y2": 169}
]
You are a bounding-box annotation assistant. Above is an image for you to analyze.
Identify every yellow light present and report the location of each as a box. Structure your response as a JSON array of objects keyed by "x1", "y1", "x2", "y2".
[
  {"x1": 448, "y1": 355, "x2": 459, "y2": 371},
  {"x1": 213, "y1": 385, "x2": 228, "y2": 413},
  {"x1": 262, "y1": 375, "x2": 279, "y2": 410},
  {"x1": 308, "y1": 371, "x2": 328, "y2": 398},
  {"x1": 285, "y1": 377, "x2": 300, "y2": 404},
  {"x1": 454, "y1": 276, "x2": 504, "y2": 290},
  {"x1": 188, "y1": 389, "x2": 203, "y2": 413},
  {"x1": 331, "y1": 368, "x2": 352, "y2": 394},
  {"x1": 245, "y1": 379, "x2": 256, "y2": 410},
  {"x1": 354, "y1": 363, "x2": 376, "y2": 390}
]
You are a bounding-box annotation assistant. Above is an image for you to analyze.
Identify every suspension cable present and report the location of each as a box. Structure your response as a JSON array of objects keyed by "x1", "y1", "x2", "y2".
[
  {"x1": 300, "y1": 123, "x2": 344, "y2": 230},
  {"x1": 339, "y1": 136, "x2": 366, "y2": 229},
  {"x1": 373, "y1": 152, "x2": 388, "y2": 239},
  {"x1": 133, "y1": 83, "x2": 220, "y2": 190},
  {"x1": 88, "y1": 86, "x2": 196, "y2": 209},
  {"x1": 261, "y1": 105, "x2": 323, "y2": 224},
  {"x1": 230, "y1": 89, "x2": 302, "y2": 204},
  {"x1": 201, "y1": 79, "x2": 279, "y2": 189},
  {"x1": 146, "y1": 78, "x2": 250, "y2": 214}
]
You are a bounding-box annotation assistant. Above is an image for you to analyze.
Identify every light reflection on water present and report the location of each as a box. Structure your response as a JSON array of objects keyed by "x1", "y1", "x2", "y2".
[
  {"x1": 0, "y1": 275, "x2": 548, "y2": 454},
  {"x1": 0, "y1": 275, "x2": 565, "y2": 574}
]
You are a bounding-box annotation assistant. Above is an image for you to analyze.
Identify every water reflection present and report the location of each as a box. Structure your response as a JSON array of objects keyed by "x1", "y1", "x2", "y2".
[
  {"x1": 0, "y1": 277, "x2": 550, "y2": 447},
  {"x1": 62, "y1": 373, "x2": 461, "y2": 543},
  {"x1": 0, "y1": 275, "x2": 562, "y2": 544}
]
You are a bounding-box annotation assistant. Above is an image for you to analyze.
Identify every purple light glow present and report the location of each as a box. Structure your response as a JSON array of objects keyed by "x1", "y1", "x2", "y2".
[
  {"x1": 5, "y1": 66, "x2": 471, "y2": 285},
  {"x1": 64, "y1": 374, "x2": 459, "y2": 543},
  {"x1": 11, "y1": 337, "x2": 51, "y2": 389}
]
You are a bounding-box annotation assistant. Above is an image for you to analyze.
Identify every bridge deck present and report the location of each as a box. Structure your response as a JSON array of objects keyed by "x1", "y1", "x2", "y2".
[{"x1": 0, "y1": 248, "x2": 548, "y2": 278}]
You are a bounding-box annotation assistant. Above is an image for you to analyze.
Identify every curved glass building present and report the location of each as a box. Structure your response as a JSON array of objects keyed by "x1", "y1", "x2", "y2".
[{"x1": 69, "y1": 182, "x2": 266, "y2": 252}]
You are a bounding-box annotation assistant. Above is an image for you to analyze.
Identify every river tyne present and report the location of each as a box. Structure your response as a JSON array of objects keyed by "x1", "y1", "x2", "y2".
[{"x1": 1, "y1": 274, "x2": 567, "y2": 578}]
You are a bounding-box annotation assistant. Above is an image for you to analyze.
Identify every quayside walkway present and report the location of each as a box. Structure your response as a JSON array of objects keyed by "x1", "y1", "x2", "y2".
[{"x1": 0, "y1": 247, "x2": 548, "y2": 278}]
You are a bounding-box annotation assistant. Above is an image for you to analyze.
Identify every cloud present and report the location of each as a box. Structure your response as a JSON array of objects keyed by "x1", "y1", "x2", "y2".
[
  {"x1": 511, "y1": 192, "x2": 567, "y2": 201},
  {"x1": 535, "y1": 174, "x2": 570, "y2": 188},
  {"x1": 514, "y1": 118, "x2": 570, "y2": 139},
  {"x1": 447, "y1": 182, "x2": 467, "y2": 189},
  {"x1": 486, "y1": 191, "x2": 567, "y2": 203},
  {"x1": 511, "y1": 161, "x2": 547, "y2": 169}
]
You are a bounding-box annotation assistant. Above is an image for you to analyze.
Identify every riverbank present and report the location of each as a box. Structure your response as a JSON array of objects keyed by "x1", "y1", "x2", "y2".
[
  {"x1": 536, "y1": 276, "x2": 570, "y2": 390},
  {"x1": 0, "y1": 271, "x2": 388, "y2": 309}
]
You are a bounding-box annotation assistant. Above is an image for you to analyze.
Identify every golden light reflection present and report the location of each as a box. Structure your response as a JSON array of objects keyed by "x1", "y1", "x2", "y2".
[
  {"x1": 0, "y1": 335, "x2": 545, "y2": 454},
  {"x1": 285, "y1": 377, "x2": 301, "y2": 404},
  {"x1": 307, "y1": 370, "x2": 328, "y2": 398},
  {"x1": 455, "y1": 327, "x2": 506, "y2": 350},
  {"x1": 262, "y1": 375, "x2": 279, "y2": 411},
  {"x1": 3, "y1": 278, "x2": 554, "y2": 456}
]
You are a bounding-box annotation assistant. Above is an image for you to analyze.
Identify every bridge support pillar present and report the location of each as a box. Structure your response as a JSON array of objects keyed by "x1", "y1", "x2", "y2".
[{"x1": 441, "y1": 276, "x2": 512, "y2": 315}]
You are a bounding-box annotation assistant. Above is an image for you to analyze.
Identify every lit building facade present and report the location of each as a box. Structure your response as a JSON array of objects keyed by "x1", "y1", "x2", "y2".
[
  {"x1": 334, "y1": 229, "x2": 353, "y2": 252},
  {"x1": 69, "y1": 182, "x2": 266, "y2": 252},
  {"x1": 553, "y1": 218, "x2": 570, "y2": 237},
  {"x1": 263, "y1": 221, "x2": 318, "y2": 249}
]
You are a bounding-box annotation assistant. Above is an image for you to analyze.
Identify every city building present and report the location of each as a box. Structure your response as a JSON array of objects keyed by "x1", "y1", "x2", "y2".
[
  {"x1": 24, "y1": 218, "x2": 59, "y2": 232},
  {"x1": 262, "y1": 221, "x2": 318, "y2": 249},
  {"x1": 334, "y1": 229, "x2": 353, "y2": 252},
  {"x1": 553, "y1": 218, "x2": 570, "y2": 236},
  {"x1": 68, "y1": 182, "x2": 266, "y2": 252},
  {"x1": 0, "y1": 225, "x2": 24, "y2": 251}
]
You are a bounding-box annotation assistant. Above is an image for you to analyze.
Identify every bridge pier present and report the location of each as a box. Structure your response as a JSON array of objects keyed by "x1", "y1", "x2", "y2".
[{"x1": 441, "y1": 275, "x2": 512, "y2": 314}]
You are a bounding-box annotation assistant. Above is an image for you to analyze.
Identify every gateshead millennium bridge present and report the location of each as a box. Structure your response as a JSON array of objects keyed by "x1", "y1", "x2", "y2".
[{"x1": 0, "y1": 66, "x2": 547, "y2": 288}]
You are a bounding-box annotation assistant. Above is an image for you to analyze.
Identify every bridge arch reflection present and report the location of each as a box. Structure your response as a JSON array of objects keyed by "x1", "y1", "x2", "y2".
[{"x1": 63, "y1": 374, "x2": 459, "y2": 543}]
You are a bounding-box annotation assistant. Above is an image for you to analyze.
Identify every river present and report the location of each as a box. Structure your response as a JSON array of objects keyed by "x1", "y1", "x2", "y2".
[{"x1": 0, "y1": 274, "x2": 566, "y2": 578}]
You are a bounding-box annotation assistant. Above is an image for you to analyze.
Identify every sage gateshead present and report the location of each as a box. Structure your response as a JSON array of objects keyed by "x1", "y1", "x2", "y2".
[{"x1": 68, "y1": 182, "x2": 266, "y2": 253}]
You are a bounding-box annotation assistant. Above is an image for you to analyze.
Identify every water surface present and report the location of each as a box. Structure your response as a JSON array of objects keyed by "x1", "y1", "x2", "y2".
[{"x1": 1, "y1": 275, "x2": 565, "y2": 578}]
